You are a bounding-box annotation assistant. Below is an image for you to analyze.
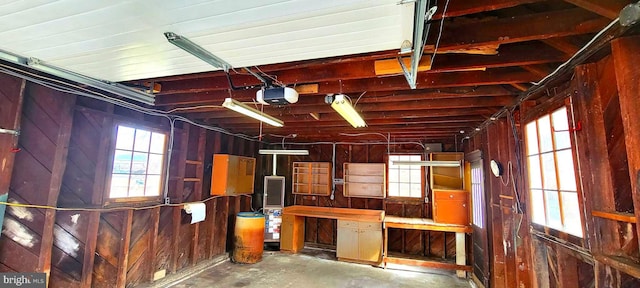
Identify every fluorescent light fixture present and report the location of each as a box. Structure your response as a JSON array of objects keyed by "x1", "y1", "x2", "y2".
[
  {"x1": 165, "y1": 32, "x2": 232, "y2": 72},
  {"x1": 0, "y1": 49, "x2": 155, "y2": 105},
  {"x1": 222, "y1": 98, "x2": 284, "y2": 127},
  {"x1": 392, "y1": 160, "x2": 461, "y2": 167},
  {"x1": 259, "y1": 149, "x2": 309, "y2": 155},
  {"x1": 331, "y1": 94, "x2": 366, "y2": 128}
]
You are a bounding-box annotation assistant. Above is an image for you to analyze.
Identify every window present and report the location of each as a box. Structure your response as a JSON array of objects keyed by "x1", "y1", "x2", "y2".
[
  {"x1": 109, "y1": 124, "x2": 167, "y2": 199},
  {"x1": 471, "y1": 162, "x2": 484, "y2": 229},
  {"x1": 525, "y1": 107, "x2": 582, "y2": 237},
  {"x1": 387, "y1": 154, "x2": 423, "y2": 198}
]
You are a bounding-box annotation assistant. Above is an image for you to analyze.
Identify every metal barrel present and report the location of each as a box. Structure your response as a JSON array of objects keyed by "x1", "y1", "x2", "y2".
[{"x1": 232, "y1": 212, "x2": 265, "y2": 264}]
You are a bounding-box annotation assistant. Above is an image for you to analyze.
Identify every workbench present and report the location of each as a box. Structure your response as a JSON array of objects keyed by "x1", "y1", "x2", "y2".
[
  {"x1": 280, "y1": 205, "x2": 385, "y2": 264},
  {"x1": 383, "y1": 216, "x2": 472, "y2": 277},
  {"x1": 280, "y1": 205, "x2": 471, "y2": 276}
]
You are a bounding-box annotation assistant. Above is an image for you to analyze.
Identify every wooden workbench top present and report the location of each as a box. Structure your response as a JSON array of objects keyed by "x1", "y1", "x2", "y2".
[
  {"x1": 282, "y1": 205, "x2": 385, "y2": 222},
  {"x1": 383, "y1": 216, "x2": 472, "y2": 233}
]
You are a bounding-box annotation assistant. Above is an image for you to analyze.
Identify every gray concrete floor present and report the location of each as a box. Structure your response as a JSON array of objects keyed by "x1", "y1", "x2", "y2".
[{"x1": 169, "y1": 249, "x2": 470, "y2": 288}]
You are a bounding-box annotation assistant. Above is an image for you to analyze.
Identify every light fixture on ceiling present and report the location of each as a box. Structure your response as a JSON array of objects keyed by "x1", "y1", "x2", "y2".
[
  {"x1": 222, "y1": 98, "x2": 283, "y2": 127},
  {"x1": 0, "y1": 50, "x2": 156, "y2": 105},
  {"x1": 164, "y1": 32, "x2": 232, "y2": 72},
  {"x1": 392, "y1": 160, "x2": 461, "y2": 167},
  {"x1": 328, "y1": 94, "x2": 366, "y2": 128},
  {"x1": 259, "y1": 149, "x2": 309, "y2": 155}
]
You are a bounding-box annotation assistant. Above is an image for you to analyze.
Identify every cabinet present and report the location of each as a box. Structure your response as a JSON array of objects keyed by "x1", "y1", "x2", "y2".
[
  {"x1": 429, "y1": 152, "x2": 469, "y2": 225},
  {"x1": 343, "y1": 163, "x2": 386, "y2": 198},
  {"x1": 280, "y1": 214, "x2": 304, "y2": 252},
  {"x1": 336, "y1": 220, "x2": 382, "y2": 263},
  {"x1": 292, "y1": 162, "x2": 331, "y2": 196},
  {"x1": 210, "y1": 154, "x2": 256, "y2": 196}
]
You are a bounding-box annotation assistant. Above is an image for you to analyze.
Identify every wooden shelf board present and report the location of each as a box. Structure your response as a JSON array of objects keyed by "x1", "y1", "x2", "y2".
[
  {"x1": 384, "y1": 216, "x2": 472, "y2": 233},
  {"x1": 384, "y1": 254, "x2": 471, "y2": 272},
  {"x1": 283, "y1": 205, "x2": 385, "y2": 222}
]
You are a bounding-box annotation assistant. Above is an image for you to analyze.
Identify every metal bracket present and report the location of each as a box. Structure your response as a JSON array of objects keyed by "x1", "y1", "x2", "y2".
[
  {"x1": 0, "y1": 128, "x2": 20, "y2": 136},
  {"x1": 399, "y1": 0, "x2": 435, "y2": 89}
]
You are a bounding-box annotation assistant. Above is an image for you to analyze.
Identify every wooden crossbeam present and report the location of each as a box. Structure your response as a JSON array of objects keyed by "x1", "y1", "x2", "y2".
[{"x1": 564, "y1": 0, "x2": 628, "y2": 19}]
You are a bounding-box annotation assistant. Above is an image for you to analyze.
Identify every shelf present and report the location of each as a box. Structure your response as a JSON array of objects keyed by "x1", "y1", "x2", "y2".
[
  {"x1": 344, "y1": 163, "x2": 386, "y2": 198},
  {"x1": 292, "y1": 162, "x2": 331, "y2": 196}
]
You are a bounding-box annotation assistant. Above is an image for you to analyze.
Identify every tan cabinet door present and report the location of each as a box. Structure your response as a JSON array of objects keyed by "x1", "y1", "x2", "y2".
[
  {"x1": 337, "y1": 220, "x2": 359, "y2": 259},
  {"x1": 358, "y1": 229, "x2": 382, "y2": 262}
]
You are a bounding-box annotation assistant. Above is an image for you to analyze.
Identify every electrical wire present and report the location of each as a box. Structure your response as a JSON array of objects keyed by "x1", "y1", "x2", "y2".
[
  {"x1": 166, "y1": 105, "x2": 222, "y2": 113},
  {"x1": 430, "y1": 0, "x2": 451, "y2": 66},
  {"x1": 0, "y1": 195, "x2": 223, "y2": 212}
]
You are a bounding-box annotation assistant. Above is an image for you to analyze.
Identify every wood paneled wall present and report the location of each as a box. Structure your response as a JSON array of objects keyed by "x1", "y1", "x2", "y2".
[
  {"x1": 0, "y1": 74, "x2": 258, "y2": 287},
  {"x1": 464, "y1": 36, "x2": 640, "y2": 288}
]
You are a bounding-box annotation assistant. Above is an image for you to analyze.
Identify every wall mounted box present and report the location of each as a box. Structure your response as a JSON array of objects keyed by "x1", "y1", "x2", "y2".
[
  {"x1": 210, "y1": 154, "x2": 256, "y2": 196},
  {"x1": 429, "y1": 152, "x2": 469, "y2": 225}
]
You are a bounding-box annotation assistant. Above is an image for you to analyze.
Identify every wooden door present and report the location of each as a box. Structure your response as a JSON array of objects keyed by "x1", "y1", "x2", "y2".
[
  {"x1": 336, "y1": 220, "x2": 359, "y2": 259},
  {"x1": 470, "y1": 152, "x2": 490, "y2": 287}
]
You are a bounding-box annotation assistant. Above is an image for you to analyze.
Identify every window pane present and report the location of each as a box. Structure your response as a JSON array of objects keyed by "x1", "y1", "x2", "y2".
[
  {"x1": 545, "y1": 190, "x2": 562, "y2": 229},
  {"x1": 389, "y1": 169, "x2": 399, "y2": 182},
  {"x1": 530, "y1": 189, "x2": 545, "y2": 225},
  {"x1": 134, "y1": 129, "x2": 151, "y2": 152},
  {"x1": 410, "y1": 169, "x2": 421, "y2": 183},
  {"x1": 541, "y1": 153, "x2": 557, "y2": 190},
  {"x1": 552, "y1": 108, "x2": 569, "y2": 130},
  {"x1": 561, "y1": 192, "x2": 583, "y2": 237},
  {"x1": 525, "y1": 122, "x2": 539, "y2": 155},
  {"x1": 115, "y1": 126, "x2": 135, "y2": 150},
  {"x1": 556, "y1": 150, "x2": 577, "y2": 191},
  {"x1": 112, "y1": 150, "x2": 132, "y2": 174},
  {"x1": 554, "y1": 131, "x2": 571, "y2": 151},
  {"x1": 399, "y1": 169, "x2": 410, "y2": 182},
  {"x1": 527, "y1": 155, "x2": 542, "y2": 189},
  {"x1": 410, "y1": 184, "x2": 421, "y2": 198},
  {"x1": 147, "y1": 154, "x2": 164, "y2": 175},
  {"x1": 399, "y1": 183, "x2": 410, "y2": 197},
  {"x1": 129, "y1": 175, "x2": 146, "y2": 197},
  {"x1": 145, "y1": 175, "x2": 162, "y2": 196},
  {"x1": 388, "y1": 183, "x2": 399, "y2": 197},
  {"x1": 538, "y1": 116, "x2": 553, "y2": 153},
  {"x1": 131, "y1": 152, "x2": 149, "y2": 175},
  {"x1": 109, "y1": 174, "x2": 130, "y2": 198},
  {"x1": 560, "y1": 192, "x2": 582, "y2": 237},
  {"x1": 149, "y1": 132, "x2": 166, "y2": 154}
]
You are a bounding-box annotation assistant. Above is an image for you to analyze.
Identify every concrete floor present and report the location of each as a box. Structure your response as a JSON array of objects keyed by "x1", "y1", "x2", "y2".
[{"x1": 169, "y1": 249, "x2": 470, "y2": 288}]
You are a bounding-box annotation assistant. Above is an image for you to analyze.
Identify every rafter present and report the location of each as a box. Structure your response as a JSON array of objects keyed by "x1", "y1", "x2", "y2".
[{"x1": 563, "y1": 0, "x2": 628, "y2": 19}]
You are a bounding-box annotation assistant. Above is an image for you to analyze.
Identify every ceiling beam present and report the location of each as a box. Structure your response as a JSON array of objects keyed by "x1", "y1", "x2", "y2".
[
  {"x1": 563, "y1": 0, "x2": 628, "y2": 19},
  {"x1": 154, "y1": 68, "x2": 533, "y2": 106},
  {"x1": 541, "y1": 37, "x2": 581, "y2": 56},
  {"x1": 155, "y1": 42, "x2": 564, "y2": 98},
  {"x1": 431, "y1": 8, "x2": 609, "y2": 50},
  {"x1": 432, "y1": 0, "x2": 545, "y2": 19},
  {"x1": 196, "y1": 106, "x2": 500, "y2": 122}
]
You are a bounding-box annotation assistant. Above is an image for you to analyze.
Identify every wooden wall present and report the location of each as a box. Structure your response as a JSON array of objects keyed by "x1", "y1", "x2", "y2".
[
  {"x1": 278, "y1": 143, "x2": 460, "y2": 262},
  {"x1": 464, "y1": 36, "x2": 640, "y2": 288},
  {"x1": 0, "y1": 74, "x2": 257, "y2": 287}
]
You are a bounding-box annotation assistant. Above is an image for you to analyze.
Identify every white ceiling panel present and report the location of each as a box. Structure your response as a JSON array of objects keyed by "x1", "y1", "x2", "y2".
[{"x1": 0, "y1": 0, "x2": 414, "y2": 81}]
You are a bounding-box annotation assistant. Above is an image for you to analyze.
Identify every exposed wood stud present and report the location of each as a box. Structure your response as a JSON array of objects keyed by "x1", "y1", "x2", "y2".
[
  {"x1": 116, "y1": 210, "x2": 134, "y2": 288},
  {"x1": 37, "y1": 94, "x2": 76, "y2": 282}
]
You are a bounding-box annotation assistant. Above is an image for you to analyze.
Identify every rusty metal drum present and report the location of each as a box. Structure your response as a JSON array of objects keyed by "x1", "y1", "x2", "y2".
[{"x1": 232, "y1": 212, "x2": 265, "y2": 264}]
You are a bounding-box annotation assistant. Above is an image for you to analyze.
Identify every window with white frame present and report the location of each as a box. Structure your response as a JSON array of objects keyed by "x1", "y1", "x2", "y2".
[
  {"x1": 525, "y1": 107, "x2": 582, "y2": 237},
  {"x1": 109, "y1": 124, "x2": 167, "y2": 199},
  {"x1": 388, "y1": 154, "x2": 423, "y2": 198}
]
